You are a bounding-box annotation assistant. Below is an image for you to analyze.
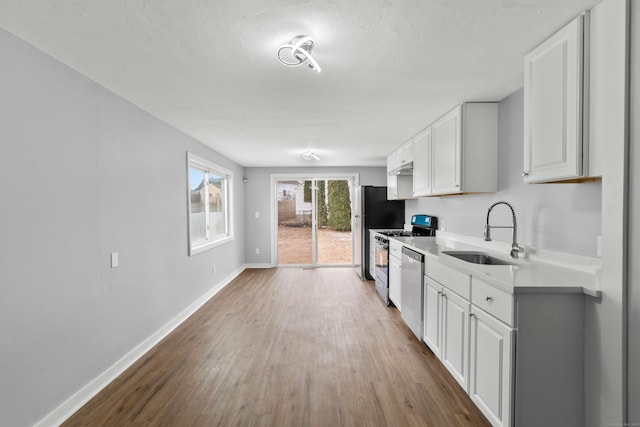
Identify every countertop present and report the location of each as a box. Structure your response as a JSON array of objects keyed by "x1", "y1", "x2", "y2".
[{"x1": 371, "y1": 230, "x2": 600, "y2": 298}]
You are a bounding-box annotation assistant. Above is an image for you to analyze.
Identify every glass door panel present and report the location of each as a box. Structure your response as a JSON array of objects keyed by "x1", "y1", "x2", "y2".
[
  {"x1": 316, "y1": 179, "x2": 353, "y2": 265},
  {"x1": 276, "y1": 180, "x2": 312, "y2": 264}
]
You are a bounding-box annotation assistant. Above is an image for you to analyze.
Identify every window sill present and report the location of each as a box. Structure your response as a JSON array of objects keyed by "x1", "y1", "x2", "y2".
[{"x1": 189, "y1": 235, "x2": 234, "y2": 256}]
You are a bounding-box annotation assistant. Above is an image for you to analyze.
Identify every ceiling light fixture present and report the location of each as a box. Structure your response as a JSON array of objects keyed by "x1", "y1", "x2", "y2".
[
  {"x1": 277, "y1": 35, "x2": 322, "y2": 73},
  {"x1": 302, "y1": 150, "x2": 320, "y2": 161}
]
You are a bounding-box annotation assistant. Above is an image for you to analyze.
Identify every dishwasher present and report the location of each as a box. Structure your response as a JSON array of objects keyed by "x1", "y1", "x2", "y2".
[{"x1": 401, "y1": 246, "x2": 425, "y2": 340}]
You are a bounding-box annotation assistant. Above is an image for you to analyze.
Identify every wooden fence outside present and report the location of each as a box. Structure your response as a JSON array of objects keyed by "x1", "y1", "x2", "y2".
[{"x1": 278, "y1": 200, "x2": 296, "y2": 222}]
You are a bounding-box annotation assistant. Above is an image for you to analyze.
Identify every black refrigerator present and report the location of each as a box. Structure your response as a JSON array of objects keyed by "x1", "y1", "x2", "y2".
[{"x1": 353, "y1": 186, "x2": 405, "y2": 280}]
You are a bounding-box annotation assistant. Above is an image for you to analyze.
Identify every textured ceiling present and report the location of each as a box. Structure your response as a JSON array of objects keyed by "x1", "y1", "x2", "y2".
[{"x1": 0, "y1": 0, "x2": 597, "y2": 167}]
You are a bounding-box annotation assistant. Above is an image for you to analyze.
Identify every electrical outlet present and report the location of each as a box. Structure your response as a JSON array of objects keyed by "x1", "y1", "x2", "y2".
[
  {"x1": 255, "y1": 211, "x2": 260, "y2": 219},
  {"x1": 255, "y1": 248, "x2": 260, "y2": 255},
  {"x1": 440, "y1": 220, "x2": 447, "y2": 232}
]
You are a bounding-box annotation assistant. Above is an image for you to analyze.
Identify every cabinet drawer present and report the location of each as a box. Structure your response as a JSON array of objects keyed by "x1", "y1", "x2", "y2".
[
  {"x1": 389, "y1": 240, "x2": 403, "y2": 260},
  {"x1": 471, "y1": 278, "x2": 514, "y2": 326},
  {"x1": 427, "y1": 258, "x2": 470, "y2": 300}
]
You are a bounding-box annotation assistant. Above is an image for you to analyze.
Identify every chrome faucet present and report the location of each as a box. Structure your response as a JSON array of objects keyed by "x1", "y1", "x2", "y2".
[{"x1": 484, "y1": 201, "x2": 525, "y2": 259}]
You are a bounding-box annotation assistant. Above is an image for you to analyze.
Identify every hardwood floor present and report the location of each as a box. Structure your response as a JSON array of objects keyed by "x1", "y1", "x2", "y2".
[{"x1": 63, "y1": 268, "x2": 490, "y2": 427}]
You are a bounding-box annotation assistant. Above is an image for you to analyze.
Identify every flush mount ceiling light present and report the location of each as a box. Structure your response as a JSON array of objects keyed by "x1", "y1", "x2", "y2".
[
  {"x1": 302, "y1": 150, "x2": 320, "y2": 161},
  {"x1": 277, "y1": 35, "x2": 322, "y2": 73}
]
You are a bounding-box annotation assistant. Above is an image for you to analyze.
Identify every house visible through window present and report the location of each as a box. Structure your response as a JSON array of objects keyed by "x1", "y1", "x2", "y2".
[{"x1": 187, "y1": 153, "x2": 233, "y2": 255}]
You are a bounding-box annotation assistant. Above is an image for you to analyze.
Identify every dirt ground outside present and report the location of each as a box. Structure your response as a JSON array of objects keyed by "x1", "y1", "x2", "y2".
[{"x1": 278, "y1": 225, "x2": 353, "y2": 265}]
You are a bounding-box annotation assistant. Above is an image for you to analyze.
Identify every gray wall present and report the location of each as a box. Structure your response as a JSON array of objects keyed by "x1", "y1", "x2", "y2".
[
  {"x1": 0, "y1": 28, "x2": 245, "y2": 427},
  {"x1": 406, "y1": 88, "x2": 602, "y2": 257},
  {"x1": 243, "y1": 167, "x2": 386, "y2": 264},
  {"x1": 629, "y1": 0, "x2": 639, "y2": 423}
]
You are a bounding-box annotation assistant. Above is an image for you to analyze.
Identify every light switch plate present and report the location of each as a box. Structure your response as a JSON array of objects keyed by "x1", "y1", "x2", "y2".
[{"x1": 110, "y1": 252, "x2": 119, "y2": 268}]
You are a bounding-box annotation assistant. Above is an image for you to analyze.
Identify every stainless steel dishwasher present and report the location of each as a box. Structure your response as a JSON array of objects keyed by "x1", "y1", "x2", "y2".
[{"x1": 400, "y1": 247, "x2": 425, "y2": 340}]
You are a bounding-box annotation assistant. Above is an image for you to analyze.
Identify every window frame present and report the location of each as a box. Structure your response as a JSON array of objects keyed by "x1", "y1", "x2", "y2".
[{"x1": 187, "y1": 152, "x2": 234, "y2": 255}]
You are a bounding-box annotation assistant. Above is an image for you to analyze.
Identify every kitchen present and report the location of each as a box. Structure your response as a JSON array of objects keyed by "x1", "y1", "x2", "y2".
[{"x1": 0, "y1": 0, "x2": 637, "y2": 426}]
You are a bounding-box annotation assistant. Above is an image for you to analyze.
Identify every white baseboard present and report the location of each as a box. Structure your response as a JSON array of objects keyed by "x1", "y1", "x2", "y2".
[
  {"x1": 244, "y1": 263, "x2": 273, "y2": 268},
  {"x1": 34, "y1": 265, "x2": 247, "y2": 427}
]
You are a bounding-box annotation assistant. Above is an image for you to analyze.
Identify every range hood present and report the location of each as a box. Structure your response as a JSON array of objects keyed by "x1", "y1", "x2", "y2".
[{"x1": 388, "y1": 161, "x2": 414, "y2": 176}]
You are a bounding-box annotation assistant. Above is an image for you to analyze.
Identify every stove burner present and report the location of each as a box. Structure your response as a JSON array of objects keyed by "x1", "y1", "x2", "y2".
[{"x1": 378, "y1": 230, "x2": 413, "y2": 237}]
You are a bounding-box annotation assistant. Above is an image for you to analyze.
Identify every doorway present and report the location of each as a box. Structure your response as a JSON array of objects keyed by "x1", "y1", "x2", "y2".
[{"x1": 272, "y1": 174, "x2": 357, "y2": 266}]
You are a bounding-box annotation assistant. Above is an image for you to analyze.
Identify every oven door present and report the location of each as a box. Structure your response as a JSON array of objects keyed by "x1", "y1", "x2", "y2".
[{"x1": 373, "y1": 237, "x2": 389, "y2": 304}]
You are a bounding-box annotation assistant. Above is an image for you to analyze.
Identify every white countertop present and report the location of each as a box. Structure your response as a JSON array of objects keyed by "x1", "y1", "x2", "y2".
[{"x1": 371, "y1": 230, "x2": 601, "y2": 297}]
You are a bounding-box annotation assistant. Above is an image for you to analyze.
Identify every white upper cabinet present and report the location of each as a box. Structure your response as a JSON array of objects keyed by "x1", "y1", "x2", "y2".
[
  {"x1": 523, "y1": 13, "x2": 588, "y2": 183},
  {"x1": 397, "y1": 141, "x2": 413, "y2": 168},
  {"x1": 392, "y1": 105, "x2": 497, "y2": 198},
  {"x1": 387, "y1": 139, "x2": 413, "y2": 173},
  {"x1": 387, "y1": 139, "x2": 414, "y2": 200},
  {"x1": 432, "y1": 106, "x2": 463, "y2": 194},
  {"x1": 387, "y1": 174, "x2": 413, "y2": 200},
  {"x1": 412, "y1": 126, "x2": 432, "y2": 197},
  {"x1": 429, "y1": 103, "x2": 498, "y2": 196}
]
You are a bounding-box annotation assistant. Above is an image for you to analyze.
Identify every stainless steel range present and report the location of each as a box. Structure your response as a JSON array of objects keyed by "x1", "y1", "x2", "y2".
[
  {"x1": 373, "y1": 215, "x2": 438, "y2": 305},
  {"x1": 373, "y1": 230, "x2": 413, "y2": 304}
]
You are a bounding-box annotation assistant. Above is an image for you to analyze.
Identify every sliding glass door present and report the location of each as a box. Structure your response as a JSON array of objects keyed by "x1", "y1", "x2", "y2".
[
  {"x1": 276, "y1": 179, "x2": 313, "y2": 264},
  {"x1": 274, "y1": 175, "x2": 355, "y2": 266}
]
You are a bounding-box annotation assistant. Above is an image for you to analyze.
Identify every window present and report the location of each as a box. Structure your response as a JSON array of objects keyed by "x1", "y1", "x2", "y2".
[{"x1": 187, "y1": 153, "x2": 233, "y2": 255}]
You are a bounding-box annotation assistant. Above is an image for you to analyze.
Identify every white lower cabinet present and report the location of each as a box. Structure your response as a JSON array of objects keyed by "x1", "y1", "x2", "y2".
[
  {"x1": 389, "y1": 257, "x2": 401, "y2": 310},
  {"x1": 422, "y1": 257, "x2": 585, "y2": 427},
  {"x1": 440, "y1": 287, "x2": 470, "y2": 391},
  {"x1": 389, "y1": 240, "x2": 403, "y2": 309},
  {"x1": 469, "y1": 306, "x2": 514, "y2": 427},
  {"x1": 369, "y1": 233, "x2": 376, "y2": 279},
  {"x1": 423, "y1": 274, "x2": 470, "y2": 392},
  {"x1": 423, "y1": 277, "x2": 442, "y2": 357}
]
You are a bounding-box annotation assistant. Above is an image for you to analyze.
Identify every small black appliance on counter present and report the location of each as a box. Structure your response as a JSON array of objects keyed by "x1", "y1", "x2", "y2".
[{"x1": 410, "y1": 214, "x2": 438, "y2": 236}]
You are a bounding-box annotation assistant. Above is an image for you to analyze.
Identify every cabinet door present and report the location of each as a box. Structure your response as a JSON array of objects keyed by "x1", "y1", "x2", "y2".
[
  {"x1": 413, "y1": 126, "x2": 432, "y2": 197},
  {"x1": 423, "y1": 277, "x2": 442, "y2": 357},
  {"x1": 389, "y1": 257, "x2": 402, "y2": 310},
  {"x1": 469, "y1": 307, "x2": 514, "y2": 427},
  {"x1": 432, "y1": 106, "x2": 462, "y2": 194},
  {"x1": 523, "y1": 14, "x2": 586, "y2": 183},
  {"x1": 386, "y1": 175, "x2": 398, "y2": 200},
  {"x1": 387, "y1": 149, "x2": 399, "y2": 172},
  {"x1": 441, "y1": 287, "x2": 470, "y2": 391},
  {"x1": 398, "y1": 140, "x2": 413, "y2": 167}
]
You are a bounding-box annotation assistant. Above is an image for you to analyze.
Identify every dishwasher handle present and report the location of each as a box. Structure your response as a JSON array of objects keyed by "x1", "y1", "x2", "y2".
[{"x1": 401, "y1": 247, "x2": 424, "y2": 262}]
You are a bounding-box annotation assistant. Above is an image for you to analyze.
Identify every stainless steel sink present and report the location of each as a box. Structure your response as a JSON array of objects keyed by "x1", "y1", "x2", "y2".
[{"x1": 442, "y1": 251, "x2": 515, "y2": 266}]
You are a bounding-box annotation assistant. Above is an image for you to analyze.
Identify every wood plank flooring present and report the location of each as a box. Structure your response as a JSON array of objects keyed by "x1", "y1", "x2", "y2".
[{"x1": 63, "y1": 268, "x2": 490, "y2": 427}]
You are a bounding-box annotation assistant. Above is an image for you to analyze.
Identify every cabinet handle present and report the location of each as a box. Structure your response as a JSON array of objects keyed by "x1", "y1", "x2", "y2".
[
  {"x1": 522, "y1": 171, "x2": 529, "y2": 177},
  {"x1": 469, "y1": 313, "x2": 475, "y2": 318},
  {"x1": 485, "y1": 296, "x2": 493, "y2": 302}
]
